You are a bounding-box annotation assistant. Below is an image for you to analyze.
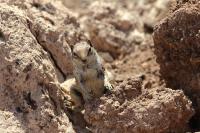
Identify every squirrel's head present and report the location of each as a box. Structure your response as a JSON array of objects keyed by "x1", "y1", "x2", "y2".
[{"x1": 71, "y1": 40, "x2": 97, "y2": 66}]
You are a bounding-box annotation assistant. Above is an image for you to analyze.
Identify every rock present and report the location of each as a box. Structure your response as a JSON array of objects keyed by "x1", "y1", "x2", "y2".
[
  {"x1": 1, "y1": 0, "x2": 88, "y2": 78},
  {"x1": 128, "y1": 29, "x2": 145, "y2": 44},
  {"x1": 129, "y1": 0, "x2": 173, "y2": 33},
  {"x1": 79, "y1": 1, "x2": 144, "y2": 58},
  {"x1": 153, "y1": 0, "x2": 200, "y2": 127},
  {"x1": 98, "y1": 52, "x2": 114, "y2": 63},
  {"x1": 0, "y1": 111, "x2": 24, "y2": 133},
  {"x1": 0, "y1": 1, "x2": 78, "y2": 132},
  {"x1": 143, "y1": 0, "x2": 172, "y2": 30},
  {"x1": 0, "y1": 2, "x2": 57, "y2": 92},
  {"x1": 84, "y1": 78, "x2": 194, "y2": 133},
  {"x1": 26, "y1": 0, "x2": 86, "y2": 77}
]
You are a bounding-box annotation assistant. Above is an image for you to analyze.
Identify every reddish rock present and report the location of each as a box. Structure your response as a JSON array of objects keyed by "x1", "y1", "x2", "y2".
[
  {"x1": 84, "y1": 78, "x2": 194, "y2": 133},
  {"x1": 153, "y1": 0, "x2": 200, "y2": 129}
]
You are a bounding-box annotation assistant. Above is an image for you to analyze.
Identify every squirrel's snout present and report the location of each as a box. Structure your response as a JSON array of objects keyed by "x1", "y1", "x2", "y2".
[{"x1": 82, "y1": 59, "x2": 86, "y2": 63}]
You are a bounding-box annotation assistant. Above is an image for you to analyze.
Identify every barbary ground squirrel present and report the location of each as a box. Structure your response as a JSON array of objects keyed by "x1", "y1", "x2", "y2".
[{"x1": 61, "y1": 40, "x2": 113, "y2": 110}]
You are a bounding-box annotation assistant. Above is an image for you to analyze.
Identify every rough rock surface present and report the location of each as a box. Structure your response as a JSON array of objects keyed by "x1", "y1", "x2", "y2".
[
  {"x1": 153, "y1": 0, "x2": 200, "y2": 128},
  {"x1": 129, "y1": 0, "x2": 173, "y2": 32},
  {"x1": 84, "y1": 78, "x2": 194, "y2": 133},
  {"x1": 0, "y1": 0, "x2": 198, "y2": 132},
  {"x1": 79, "y1": 1, "x2": 144, "y2": 58},
  {"x1": 26, "y1": 0, "x2": 87, "y2": 78},
  {"x1": 0, "y1": 1, "x2": 78, "y2": 132},
  {"x1": 2, "y1": 0, "x2": 89, "y2": 78}
]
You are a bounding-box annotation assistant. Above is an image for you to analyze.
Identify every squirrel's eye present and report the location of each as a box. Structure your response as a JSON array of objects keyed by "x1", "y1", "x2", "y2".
[
  {"x1": 73, "y1": 53, "x2": 78, "y2": 58},
  {"x1": 88, "y1": 47, "x2": 92, "y2": 55}
]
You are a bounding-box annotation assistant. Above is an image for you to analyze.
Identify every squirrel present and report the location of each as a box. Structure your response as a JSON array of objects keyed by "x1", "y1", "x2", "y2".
[{"x1": 61, "y1": 40, "x2": 113, "y2": 110}]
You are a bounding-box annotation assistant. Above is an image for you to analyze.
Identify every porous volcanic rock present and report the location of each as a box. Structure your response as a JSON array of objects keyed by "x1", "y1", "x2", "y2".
[
  {"x1": 84, "y1": 78, "x2": 194, "y2": 133},
  {"x1": 153, "y1": 0, "x2": 200, "y2": 127},
  {"x1": 0, "y1": 2, "x2": 76, "y2": 132},
  {"x1": 3, "y1": 0, "x2": 90, "y2": 79}
]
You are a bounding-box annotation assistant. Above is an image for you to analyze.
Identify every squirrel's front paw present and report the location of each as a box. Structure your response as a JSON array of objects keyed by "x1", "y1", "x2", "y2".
[
  {"x1": 104, "y1": 83, "x2": 113, "y2": 94},
  {"x1": 105, "y1": 83, "x2": 113, "y2": 90}
]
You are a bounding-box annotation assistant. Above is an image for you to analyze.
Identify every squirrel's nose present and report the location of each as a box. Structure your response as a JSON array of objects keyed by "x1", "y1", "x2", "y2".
[{"x1": 82, "y1": 59, "x2": 86, "y2": 63}]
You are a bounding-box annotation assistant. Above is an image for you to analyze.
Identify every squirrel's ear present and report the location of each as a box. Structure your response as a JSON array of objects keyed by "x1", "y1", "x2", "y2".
[{"x1": 87, "y1": 40, "x2": 93, "y2": 47}]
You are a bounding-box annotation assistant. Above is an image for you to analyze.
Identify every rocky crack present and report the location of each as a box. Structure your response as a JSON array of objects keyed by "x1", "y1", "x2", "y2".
[{"x1": 26, "y1": 19, "x2": 66, "y2": 80}]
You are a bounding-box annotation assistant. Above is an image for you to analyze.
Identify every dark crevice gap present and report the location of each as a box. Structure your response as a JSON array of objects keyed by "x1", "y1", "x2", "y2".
[
  {"x1": 189, "y1": 115, "x2": 200, "y2": 132},
  {"x1": 26, "y1": 19, "x2": 66, "y2": 79},
  {"x1": 39, "y1": 43, "x2": 66, "y2": 79}
]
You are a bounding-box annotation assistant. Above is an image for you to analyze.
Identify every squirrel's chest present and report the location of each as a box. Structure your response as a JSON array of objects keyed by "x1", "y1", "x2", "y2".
[
  {"x1": 82, "y1": 69, "x2": 105, "y2": 94},
  {"x1": 84, "y1": 75, "x2": 104, "y2": 97},
  {"x1": 83, "y1": 68, "x2": 98, "y2": 79}
]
